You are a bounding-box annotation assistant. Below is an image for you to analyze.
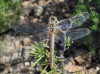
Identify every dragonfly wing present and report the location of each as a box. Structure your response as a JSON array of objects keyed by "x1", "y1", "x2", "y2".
[
  {"x1": 57, "y1": 12, "x2": 89, "y2": 30},
  {"x1": 70, "y1": 12, "x2": 89, "y2": 29},
  {"x1": 66, "y1": 28, "x2": 90, "y2": 41},
  {"x1": 56, "y1": 28, "x2": 90, "y2": 42},
  {"x1": 57, "y1": 19, "x2": 72, "y2": 30},
  {"x1": 8, "y1": 22, "x2": 48, "y2": 34},
  {"x1": 31, "y1": 31, "x2": 49, "y2": 43}
]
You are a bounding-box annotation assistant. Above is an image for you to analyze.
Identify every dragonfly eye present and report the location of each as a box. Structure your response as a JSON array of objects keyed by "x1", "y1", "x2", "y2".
[
  {"x1": 49, "y1": 16, "x2": 58, "y2": 24},
  {"x1": 51, "y1": 17, "x2": 55, "y2": 20}
]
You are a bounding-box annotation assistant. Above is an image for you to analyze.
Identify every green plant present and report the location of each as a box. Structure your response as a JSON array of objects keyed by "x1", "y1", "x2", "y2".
[
  {"x1": 30, "y1": 42, "x2": 50, "y2": 67},
  {"x1": 83, "y1": 34, "x2": 96, "y2": 54},
  {"x1": 74, "y1": 0, "x2": 100, "y2": 54},
  {"x1": 73, "y1": 0, "x2": 87, "y2": 15},
  {"x1": 76, "y1": 71, "x2": 81, "y2": 74},
  {"x1": 30, "y1": 42, "x2": 60, "y2": 73},
  {"x1": 90, "y1": 11, "x2": 99, "y2": 31},
  {"x1": 0, "y1": 0, "x2": 22, "y2": 33},
  {"x1": 74, "y1": 0, "x2": 99, "y2": 31},
  {"x1": 66, "y1": 36, "x2": 73, "y2": 46}
]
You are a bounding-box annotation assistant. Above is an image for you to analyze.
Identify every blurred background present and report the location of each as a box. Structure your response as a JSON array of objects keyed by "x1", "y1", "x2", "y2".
[{"x1": 0, "y1": 0, "x2": 100, "y2": 74}]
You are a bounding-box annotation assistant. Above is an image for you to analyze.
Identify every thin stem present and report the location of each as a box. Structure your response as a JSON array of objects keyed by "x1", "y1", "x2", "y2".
[{"x1": 62, "y1": 31, "x2": 67, "y2": 74}]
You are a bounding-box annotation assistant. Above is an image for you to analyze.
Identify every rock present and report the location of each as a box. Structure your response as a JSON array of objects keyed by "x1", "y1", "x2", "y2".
[
  {"x1": 64, "y1": 13, "x2": 71, "y2": 18},
  {"x1": 58, "y1": 0, "x2": 64, "y2": 2},
  {"x1": 81, "y1": 68, "x2": 97, "y2": 74},
  {"x1": 5, "y1": 55, "x2": 12, "y2": 63},
  {"x1": 22, "y1": 1, "x2": 33, "y2": 8},
  {"x1": 31, "y1": 18, "x2": 38, "y2": 23},
  {"x1": 64, "y1": 57, "x2": 84, "y2": 72},
  {"x1": 33, "y1": 6, "x2": 43, "y2": 17},
  {"x1": 9, "y1": 67, "x2": 13, "y2": 73},
  {"x1": 72, "y1": 48, "x2": 91, "y2": 67},
  {"x1": 23, "y1": 38, "x2": 32, "y2": 46},
  {"x1": 74, "y1": 54, "x2": 91, "y2": 67},
  {"x1": 19, "y1": 63, "x2": 25, "y2": 69},
  {"x1": 12, "y1": 52, "x2": 19, "y2": 60},
  {"x1": 19, "y1": 16, "x2": 25, "y2": 21},
  {"x1": 3, "y1": 68, "x2": 9, "y2": 74},
  {"x1": 15, "y1": 40, "x2": 21, "y2": 49},
  {"x1": 87, "y1": 68, "x2": 97, "y2": 74},
  {"x1": 24, "y1": 62, "x2": 30, "y2": 66},
  {"x1": 96, "y1": 66, "x2": 100, "y2": 71},
  {"x1": 38, "y1": 1, "x2": 48, "y2": 6},
  {"x1": 0, "y1": 56, "x2": 6, "y2": 63},
  {"x1": 23, "y1": 49, "x2": 30, "y2": 60}
]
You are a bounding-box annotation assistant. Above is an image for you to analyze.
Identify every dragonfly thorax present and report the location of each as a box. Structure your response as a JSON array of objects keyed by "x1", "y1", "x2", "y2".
[{"x1": 48, "y1": 16, "x2": 58, "y2": 33}]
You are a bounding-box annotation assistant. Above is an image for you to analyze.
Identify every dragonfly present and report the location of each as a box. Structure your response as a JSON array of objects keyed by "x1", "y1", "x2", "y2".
[{"x1": 9, "y1": 12, "x2": 90, "y2": 69}]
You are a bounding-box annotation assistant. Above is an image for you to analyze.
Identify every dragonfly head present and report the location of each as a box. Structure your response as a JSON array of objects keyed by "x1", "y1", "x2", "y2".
[{"x1": 49, "y1": 15, "x2": 58, "y2": 24}]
